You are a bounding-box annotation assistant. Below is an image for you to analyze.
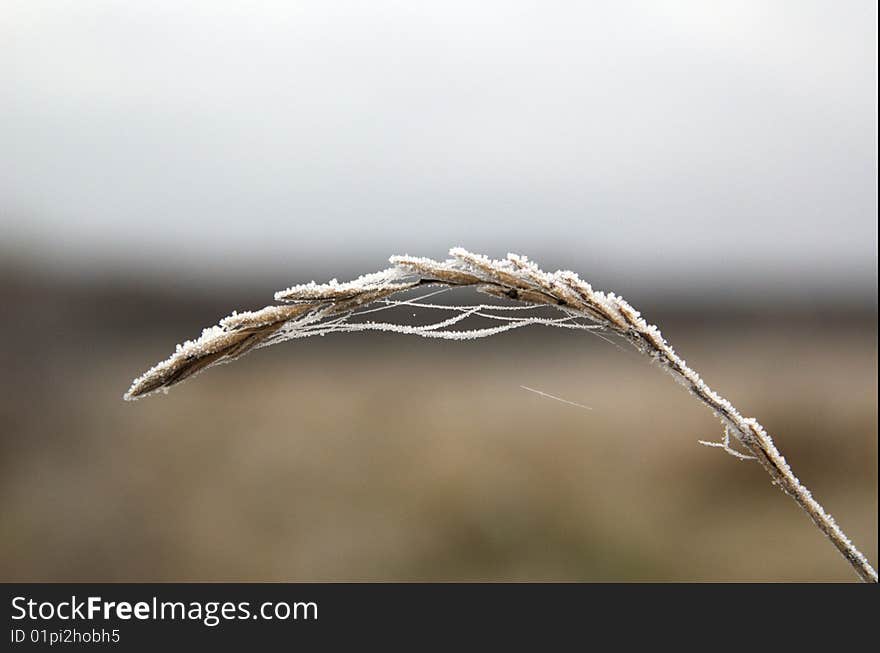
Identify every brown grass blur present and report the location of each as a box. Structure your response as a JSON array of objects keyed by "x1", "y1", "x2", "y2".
[{"x1": 0, "y1": 268, "x2": 876, "y2": 581}]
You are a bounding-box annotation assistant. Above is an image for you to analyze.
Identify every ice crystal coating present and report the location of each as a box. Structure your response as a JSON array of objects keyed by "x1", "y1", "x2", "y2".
[{"x1": 122, "y1": 247, "x2": 878, "y2": 582}]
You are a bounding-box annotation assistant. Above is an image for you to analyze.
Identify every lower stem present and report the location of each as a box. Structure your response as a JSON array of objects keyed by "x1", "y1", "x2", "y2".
[
  {"x1": 656, "y1": 341, "x2": 878, "y2": 582},
  {"x1": 740, "y1": 421, "x2": 878, "y2": 583}
]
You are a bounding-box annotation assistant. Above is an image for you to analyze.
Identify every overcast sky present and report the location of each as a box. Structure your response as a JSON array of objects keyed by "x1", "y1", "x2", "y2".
[{"x1": 2, "y1": 1, "x2": 877, "y2": 296}]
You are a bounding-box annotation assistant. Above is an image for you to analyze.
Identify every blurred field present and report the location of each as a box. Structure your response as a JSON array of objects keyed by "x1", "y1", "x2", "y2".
[{"x1": 0, "y1": 270, "x2": 876, "y2": 581}]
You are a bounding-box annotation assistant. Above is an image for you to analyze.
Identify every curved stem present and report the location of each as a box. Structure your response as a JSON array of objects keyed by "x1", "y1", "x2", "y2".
[
  {"x1": 125, "y1": 248, "x2": 878, "y2": 582},
  {"x1": 651, "y1": 340, "x2": 878, "y2": 583}
]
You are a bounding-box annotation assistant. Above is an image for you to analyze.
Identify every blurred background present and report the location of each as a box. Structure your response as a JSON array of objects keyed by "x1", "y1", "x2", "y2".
[{"x1": 1, "y1": 0, "x2": 876, "y2": 581}]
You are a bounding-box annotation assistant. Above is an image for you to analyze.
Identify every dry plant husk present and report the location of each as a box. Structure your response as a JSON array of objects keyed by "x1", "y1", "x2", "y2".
[{"x1": 125, "y1": 248, "x2": 878, "y2": 583}]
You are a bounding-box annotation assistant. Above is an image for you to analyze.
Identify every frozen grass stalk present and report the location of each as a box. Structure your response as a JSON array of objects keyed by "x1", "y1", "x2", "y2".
[{"x1": 124, "y1": 248, "x2": 878, "y2": 583}]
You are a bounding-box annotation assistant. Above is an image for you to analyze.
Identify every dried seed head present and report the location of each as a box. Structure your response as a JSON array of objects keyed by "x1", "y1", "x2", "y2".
[
  {"x1": 121, "y1": 247, "x2": 879, "y2": 582},
  {"x1": 275, "y1": 267, "x2": 416, "y2": 302},
  {"x1": 390, "y1": 255, "x2": 484, "y2": 286}
]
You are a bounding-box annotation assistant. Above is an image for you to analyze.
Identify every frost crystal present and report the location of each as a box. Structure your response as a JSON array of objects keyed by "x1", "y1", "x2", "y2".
[{"x1": 122, "y1": 246, "x2": 878, "y2": 582}]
